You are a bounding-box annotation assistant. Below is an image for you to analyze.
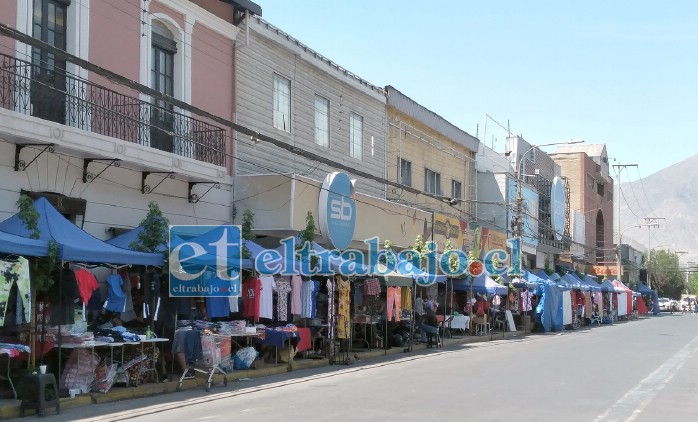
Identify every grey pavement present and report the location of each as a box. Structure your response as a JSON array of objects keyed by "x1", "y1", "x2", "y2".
[{"x1": 32, "y1": 312, "x2": 698, "y2": 422}]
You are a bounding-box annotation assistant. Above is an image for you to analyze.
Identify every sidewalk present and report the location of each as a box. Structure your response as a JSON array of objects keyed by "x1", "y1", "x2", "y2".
[{"x1": 0, "y1": 330, "x2": 525, "y2": 420}]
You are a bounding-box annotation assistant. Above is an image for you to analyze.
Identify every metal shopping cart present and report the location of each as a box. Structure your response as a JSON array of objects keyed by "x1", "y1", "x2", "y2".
[{"x1": 176, "y1": 331, "x2": 231, "y2": 392}]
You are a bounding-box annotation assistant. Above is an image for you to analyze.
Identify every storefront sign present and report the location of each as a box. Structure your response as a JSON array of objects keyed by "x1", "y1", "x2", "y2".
[
  {"x1": 433, "y1": 213, "x2": 463, "y2": 251},
  {"x1": 318, "y1": 172, "x2": 357, "y2": 250}
]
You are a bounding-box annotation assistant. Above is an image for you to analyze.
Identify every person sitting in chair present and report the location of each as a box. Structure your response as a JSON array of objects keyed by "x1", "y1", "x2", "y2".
[
  {"x1": 472, "y1": 295, "x2": 490, "y2": 326},
  {"x1": 421, "y1": 301, "x2": 441, "y2": 347}
]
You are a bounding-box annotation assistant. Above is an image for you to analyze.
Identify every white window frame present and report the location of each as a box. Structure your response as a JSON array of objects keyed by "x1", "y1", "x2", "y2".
[
  {"x1": 314, "y1": 95, "x2": 329, "y2": 147},
  {"x1": 273, "y1": 73, "x2": 291, "y2": 132},
  {"x1": 451, "y1": 179, "x2": 462, "y2": 200},
  {"x1": 349, "y1": 112, "x2": 363, "y2": 160},
  {"x1": 424, "y1": 168, "x2": 441, "y2": 195}
]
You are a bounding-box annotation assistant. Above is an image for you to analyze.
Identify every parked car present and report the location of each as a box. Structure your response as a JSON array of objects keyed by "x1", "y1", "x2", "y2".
[{"x1": 658, "y1": 297, "x2": 671, "y2": 312}]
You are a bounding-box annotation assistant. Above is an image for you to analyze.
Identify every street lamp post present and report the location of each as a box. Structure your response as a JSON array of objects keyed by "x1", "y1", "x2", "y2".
[{"x1": 514, "y1": 140, "x2": 584, "y2": 273}]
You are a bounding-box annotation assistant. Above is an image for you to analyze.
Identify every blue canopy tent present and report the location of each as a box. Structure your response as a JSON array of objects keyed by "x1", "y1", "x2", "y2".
[
  {"x1": 106, "y1": 226, "x2": 167, "y2": 253},
  {"x1": 561, "y1": 273, "x2": 588, "y2": 291},
  {"x1": 0, "y1": 197, "x2": 163, "y2": 266},
  {"x1": 0, "y1": 230, "x2": 49, "y2": 257},
  {"x1": 637, "y1": 283, "x2": 660, "y2": 315},
  {"x1": 452, "y1": 273, "x2": 508, "y2": 295},
  {"x1": 573, "y1": 273, "x2": 601, "y2": 291}
]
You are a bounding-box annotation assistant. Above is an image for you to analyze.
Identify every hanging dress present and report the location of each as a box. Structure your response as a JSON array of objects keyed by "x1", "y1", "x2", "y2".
[{"x1": 337, "y1": 277, "x2": 351, "y2": 339}]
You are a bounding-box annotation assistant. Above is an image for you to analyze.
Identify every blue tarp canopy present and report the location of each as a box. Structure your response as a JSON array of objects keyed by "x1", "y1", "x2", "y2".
[
  {"x1": 452, "y1": 273, "x2": 508, "y2": 295},
  {"x1": 575, "y1": 274, "x2": 601, "y2": 291},
  {"x1": 600, "y1": 280, "x2": 622, "y2": 293},
  {"x1": 561, "y1": 273, "x2": 588, "y2": 291},
  {"x1": 106, "y1": 226, "x2": 167, "y2": 252},
  {"x1": 0, "y1": 198, "x2": 163, "y2": 266},
  {"x1": 534, "y1": 277, "x2": 565, "y2": 332},
  {"x1": 0, "y1": 230, "x2": 49, "y2": 257}
]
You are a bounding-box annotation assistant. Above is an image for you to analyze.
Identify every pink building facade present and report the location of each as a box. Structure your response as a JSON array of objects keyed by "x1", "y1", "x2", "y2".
[{"x1": 0, "y1": 0, "x2": 256, "y2": 236}]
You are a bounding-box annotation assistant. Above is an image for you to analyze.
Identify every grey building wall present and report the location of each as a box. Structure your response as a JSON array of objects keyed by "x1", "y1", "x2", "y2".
[{"x1": 234, "y1": 16, "x2": 387, "y2": 198}]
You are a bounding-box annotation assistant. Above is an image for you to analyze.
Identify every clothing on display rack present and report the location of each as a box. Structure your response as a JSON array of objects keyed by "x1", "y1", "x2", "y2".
[
  {"x1": 259, "y1": 275, "x2": 276, "y2": 320},
  {"x1": 0, "y1": 257, "x2": 31, "y2": 326},
  {"x1": 74, "y1": 268, "x2": 99, "y2": 305},
  {"x1": 290, "y1": 275, "x2": 302, "y2": 316},
  {"x1": 49, "y1": 267, "x2": 79, "y2": 324},
  {"x1": 228, "y1": 295, "x2": 239, "y2": 313},
  {"x1": 327, "y1": 278, "x2": 335, "y2": 340},
  {"x1": 206, "y1": 296, "x2": 231, "y2": 319},
  {"x1": 243, "y1": 276, "x2": 261, "y2": 322},
  {"x1": 336, "y1": 276, "x2": 350, "y2": 339},
  {"x1": 274, "y1": 277, "x2": 291, "y2": 322},
  {"x1": 75, "y1": 267, "x2": 99, "y2": 321},
  {"x1": 119, "y1": 270, "x2": 137, "y2": 323},
  {"x1": 363, "y1": 278, "x2": 380, "y2": 298},
  {"x1": 143, "y1": 271, "x2": 162, "y2": 321},
  {"x1": 401, "y1": 287, "x2": 412, "y2": 311},
  {"x1": 387, "y1": 286, "x2": 402, "y2": 322},
  {"x1": 301, "y1": 279, "x2": 316, "y2": 319},
  {"x1": 104, "y1": 273, "x2": 127, "y2": 314}
]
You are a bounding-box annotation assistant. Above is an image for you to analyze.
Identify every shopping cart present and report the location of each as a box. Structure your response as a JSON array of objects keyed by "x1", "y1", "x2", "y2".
[{"x1": 176, "y1": 331, "x2": 231, "y2": 392}]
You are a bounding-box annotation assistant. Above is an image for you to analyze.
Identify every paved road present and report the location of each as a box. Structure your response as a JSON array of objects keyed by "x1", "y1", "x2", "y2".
[{"x1": 40, "y1": 313, "x2": 698, "y2": 422}]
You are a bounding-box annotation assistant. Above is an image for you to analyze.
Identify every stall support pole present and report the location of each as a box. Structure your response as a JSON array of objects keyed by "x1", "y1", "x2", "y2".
[{"x1": 408, "y1": 282, "x2": 416, "y2": 352}]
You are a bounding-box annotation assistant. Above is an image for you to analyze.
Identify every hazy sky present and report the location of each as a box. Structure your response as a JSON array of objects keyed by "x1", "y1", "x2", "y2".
[{"x1": 259, "y1": 0, "x2": 698, "y2": 182}]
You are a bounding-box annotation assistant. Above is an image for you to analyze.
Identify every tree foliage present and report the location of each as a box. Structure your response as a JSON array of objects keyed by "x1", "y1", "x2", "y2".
[
  {"x1": 130, "y1": 201, "x2": 169, "y2": 253},
  {"x1": 649, "y1": 249, "x2": 684, "y2": 298},
  {"x1": 241, "y1": 209, "x2": 256, "y2": 259},
  {"x1": 16, "y1": 194, "x2": 58, "y2": 290}
]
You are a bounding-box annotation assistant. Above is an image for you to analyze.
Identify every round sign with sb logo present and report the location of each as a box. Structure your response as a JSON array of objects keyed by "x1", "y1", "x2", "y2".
[{"x1": 318, "y1": 172, "x2": 356, "y2": 250}]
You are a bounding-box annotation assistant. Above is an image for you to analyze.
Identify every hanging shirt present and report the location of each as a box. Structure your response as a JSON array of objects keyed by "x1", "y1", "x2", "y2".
[
  {"x1": 290, "y1": 275, "x2": 303, "y2": 316},
  {"x1": 243, "y1": 276, "x2": 261, "y2": 322},
  {"x1": 206, "y1": 296, "x2": 231, "y2": 319},
  {"x1": 228, "y1": 295, "x2": 239, "y2": 313},
  {"x1": 104, "y1": 274, "x2": 126, "y2": 313},
  {"x1": 74, "y1": 269, "x2": 99, "y2": 305},
  {"x1": 0, "y1": 257, "x2": 31, "y2": 326},
  {"x1": 274, "y1": 277, "x2": 292, "y2": 322},
  {"x1": 301, "y1": 280, "x2": 316, "y2": 318},
  {"x1": 259, "y1": 275, "x2": 276, "y2": 320}
]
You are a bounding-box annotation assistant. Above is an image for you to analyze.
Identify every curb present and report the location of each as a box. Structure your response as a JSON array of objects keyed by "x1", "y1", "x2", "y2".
[{"x1": 0, "y1": 330, "x2": 526, "y2": 419}]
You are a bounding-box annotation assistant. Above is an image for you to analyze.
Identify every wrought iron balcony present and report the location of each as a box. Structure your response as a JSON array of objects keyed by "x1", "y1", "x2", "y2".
[{"x1": 0, "y1": 52, "x2": 226, "y2": 167}]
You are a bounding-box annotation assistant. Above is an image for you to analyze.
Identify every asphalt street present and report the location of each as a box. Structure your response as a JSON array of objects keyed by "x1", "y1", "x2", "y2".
[{"x1": 36, "y1": 313, "x2": 698, "y2": 422}]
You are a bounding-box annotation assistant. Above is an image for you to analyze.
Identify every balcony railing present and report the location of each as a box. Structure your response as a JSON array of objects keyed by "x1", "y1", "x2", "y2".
[{"x1": 0, "y1": 52, "x2": 226, "y2": 167}]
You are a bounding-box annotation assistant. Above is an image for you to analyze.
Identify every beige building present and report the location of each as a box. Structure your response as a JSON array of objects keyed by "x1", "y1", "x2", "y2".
[{"x1": 385, "y1": 86, "x2": 479, "y2": 226}]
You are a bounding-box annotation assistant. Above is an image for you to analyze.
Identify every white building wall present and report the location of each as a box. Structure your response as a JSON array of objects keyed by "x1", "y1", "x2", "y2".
[{"x1": 0, "y1": 141, "x2": 232, "y2": 239}]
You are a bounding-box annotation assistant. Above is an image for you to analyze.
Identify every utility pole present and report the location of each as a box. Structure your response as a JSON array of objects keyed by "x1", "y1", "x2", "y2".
[
  {"x1": 644, "y1": 217, "x2": 665, "y2": 289},
  {"x1": 612, "y1": 164, "x2": 637, "y2": 282}
]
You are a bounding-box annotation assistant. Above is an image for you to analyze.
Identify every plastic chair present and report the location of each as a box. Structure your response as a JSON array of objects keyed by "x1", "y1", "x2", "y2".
[{"x1": 20, "y1": 373, "x2": 60, "y2": 417}]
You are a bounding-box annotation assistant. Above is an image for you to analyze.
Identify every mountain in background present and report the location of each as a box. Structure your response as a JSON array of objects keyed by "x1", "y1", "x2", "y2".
[{"x1": 618, "y1": 153, "x2": 698, "y2": 264}]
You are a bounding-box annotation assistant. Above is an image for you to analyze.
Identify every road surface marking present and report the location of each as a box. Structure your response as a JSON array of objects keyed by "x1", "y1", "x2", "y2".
[{"x1": 595, "y1": 334, "x2": 698, "y2": 422}]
